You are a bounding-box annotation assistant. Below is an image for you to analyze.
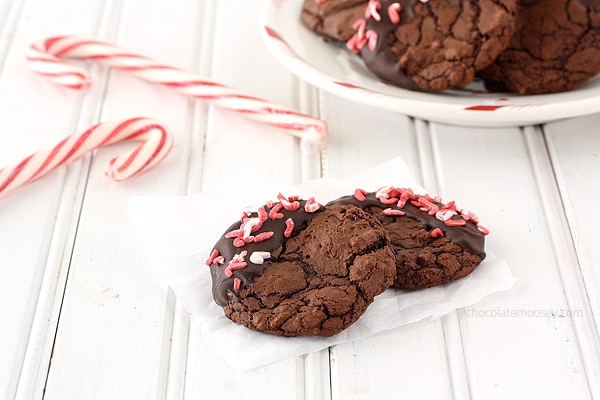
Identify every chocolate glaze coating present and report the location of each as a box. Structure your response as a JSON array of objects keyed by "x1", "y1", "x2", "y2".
[
  {"x1": 210, "y1": 199, "x2": 320, "y2": 307},
  {"x1": 359, "y1": 0, "x2": 422, "y2": 91}
]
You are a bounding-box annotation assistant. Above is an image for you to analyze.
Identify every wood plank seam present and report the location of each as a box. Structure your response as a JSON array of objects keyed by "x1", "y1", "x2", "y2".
[
  {"x1": 543, "y1": 124, "x2": 600, "y2": 333},
  {"x1": 26, "y1": 0, "x2": 128, "y2": 396},
  {"x1": 426, "y1": 122, "x2": 474, "y2": 400},
  {"x1": 14, "y1": 5, "x2": 120, "y2": 398},
  {"x1": 525, "y1": 126, "x2": 600, "y2": 399},
  {"x1": 165, "y1": 4, "x2": 221, "y2": 394},
  {"x1": 10, "y1": 170, "x2": 72, "y2": 400}
]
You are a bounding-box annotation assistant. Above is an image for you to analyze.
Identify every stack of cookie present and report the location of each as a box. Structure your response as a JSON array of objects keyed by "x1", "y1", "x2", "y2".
[
  {"x1": 301, "y1": 0, "x2": 600, "y2": 94},
  {"x1": 206, "y1": 188, "x2": 488, "y2": 337}
]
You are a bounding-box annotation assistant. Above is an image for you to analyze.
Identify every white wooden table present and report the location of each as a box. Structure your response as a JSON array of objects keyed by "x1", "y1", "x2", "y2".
[{"x1": 1, "y1": 1, "x2": 599, "y2": 399}]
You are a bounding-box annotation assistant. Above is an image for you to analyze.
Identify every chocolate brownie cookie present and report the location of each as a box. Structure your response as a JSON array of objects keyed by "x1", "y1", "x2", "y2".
[
  {"x1": 478, "y1": 0, "x2": 600, "y2": 94},
  {"x1": 347, "y1": 0, "x2": 518, "y2": 91},
  {"x1": 329, "y1": 187, "x2": 488, "y2": 290},
  {"x1": 301, "y1": 0, "x2": 368, "y2": 43},
  {"x1": 206, "y1": 194, "x2": 396, "y2": 337}
]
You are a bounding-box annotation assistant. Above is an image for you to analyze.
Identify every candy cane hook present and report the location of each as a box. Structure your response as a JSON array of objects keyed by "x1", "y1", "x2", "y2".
[
  {"x1": 0, "y1": 117, "x2": 173, "y2": 195},
  {"x1": 26, "y1": 36, "x2": 328, "y2": 144}
]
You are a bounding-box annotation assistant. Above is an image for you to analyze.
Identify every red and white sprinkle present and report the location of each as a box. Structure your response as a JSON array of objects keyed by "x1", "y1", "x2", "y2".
[
  {"x1": 445, "y1": 218, "x2": 467, "y2": 227},
  {"x1": 375, "y1": 185, "x2": 394, "y2": 199},
  {"x1": 250, "y1": 251, "x2": 271, "y2": 264},
  {"x1": 436, "y1": 209, "x2": 457, "y2": 222},
  {"x1": 388, "y1": 2, "x2": 402, "y2": 24},
  {"x1": 461, "y1": 210, "x2": 480, "y2": 224},
  {"x1": 205, "y1": 249, "x2": 220, "y2": 266},
  {"x1": 284, "y1": 218, "x2": 295, "y2": 238},
  {"x1": 257, "y1": 206, "x2": 268, "y2": 222},
  {"x1": 414, "y1": 196, "x2": 437, "y2": 213},
  {"x1": 269, "y1": 202, "x2": 285, "y2": 219},
  {"x1": 477, "y1": 225, "x2": 490, "y2": 235},
  {"x1": 253, "y1": 231, "x2": 275, "y2": 242},
  {"x1": 366, "y1": 0, "x2": 382, "y2": 21},
  {"x1": 366, "y1": 30, "x2": 378, "y2": 51},
  {"x1": 242, "y1": 217, "x2": 263, "y2": 237},
  {"x1": 282, "y1": 199, "x2": 300, "y2": 211},
  {"x1": 224, "y1": 251, "x2": 248, "y2": 278},
  {"x1": 304, "y1": 197, "x2": 321, "y2": 213},
  {"x1": 379, "y1": 195, "x2": 398, "y2": 205},
  {"x1": 431, "y1": 228, "x2": 445, "y2": 238},
  {"x1": 233, "y1": 278, "x2": 242, "y2": 291},
  {"x1": 383, "y1": 208, "x2": 406, "y2": 217},
  {"x1": 442, "y1": 200, "x2": 457, "y2": 211},
  {"x1": 233, "y1": 237, "x2": 246, "y2": 248},
  {"x1": 353, "y1": 19, "x2": 367, "y2": 39},
  {"x1": 277, "y1": 193, "x2": 300, "y2": 211},
  {"x1": 225, "y1": 228, "x2": 244, "y2": 239},
  {"x1": 213, "y1": 255, "x2": 224, "y2": 265},
  {"x1": 353, "y1": 188, "x2": 367, "y2": 202},
  {"x1": 346, "y1": 31, "x2": 368, "y2": 53}
]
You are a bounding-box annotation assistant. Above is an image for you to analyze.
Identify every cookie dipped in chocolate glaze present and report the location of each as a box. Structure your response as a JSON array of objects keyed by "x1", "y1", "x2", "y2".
[
  {"x1": 348, "y1": 0, "x2": 518, "y2": 91},
  {"x1": 328, "y1": 187, "x2": 488, "y2": 290},
  {"x1": 206, "y1": 194, "x2": 396, "y2": 337}
]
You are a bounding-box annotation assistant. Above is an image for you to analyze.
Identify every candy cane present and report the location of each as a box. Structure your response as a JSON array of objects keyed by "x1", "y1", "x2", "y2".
[
  {"x1": 26, "y1": 36, "x2": 328, "y2": 148},
  {"x1": 0, "y1": 117, "x2": 173, "y2": 195}
]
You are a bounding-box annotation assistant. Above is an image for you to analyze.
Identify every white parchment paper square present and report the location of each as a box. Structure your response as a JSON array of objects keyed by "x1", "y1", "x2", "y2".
[{"x1": 129, "y1": 157, "x2": 515, "y2": 371}]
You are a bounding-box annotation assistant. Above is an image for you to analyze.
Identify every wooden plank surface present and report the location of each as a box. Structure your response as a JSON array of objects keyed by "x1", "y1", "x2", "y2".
[
  {"x1": 1, "y1": 1, "x2": 108, "y2": 398},
  {"x1": 429, "y1": 123, "x2": 597, "y2": 399},
  {"x1": 544, "y1": 114, "x2": 600, "y2": 396}
]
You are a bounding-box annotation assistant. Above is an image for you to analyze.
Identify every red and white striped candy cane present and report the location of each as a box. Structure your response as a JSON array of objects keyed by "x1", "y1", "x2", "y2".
[
  {"x1": 26, "y1": 36, "x2": 328, "y2": 144},
  {"x1": 0, "y1": 117, "x2": 173, "y2": 195}
]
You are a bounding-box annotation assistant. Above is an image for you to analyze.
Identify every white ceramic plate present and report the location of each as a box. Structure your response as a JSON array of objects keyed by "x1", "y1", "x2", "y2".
[{"x1": 260, "y1": 0, "x2": 600, "y2": 127}]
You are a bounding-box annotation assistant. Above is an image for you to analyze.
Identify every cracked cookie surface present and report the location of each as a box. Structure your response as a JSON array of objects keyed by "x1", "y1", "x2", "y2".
[
  {"x1": 376, "y1": 212, "x2": 483, "y2": 289},
  {"x1": 478, "y1": 0, "x2": 600, "y2": 94},
  {"x1": 301, "y1": 0, "x2": 368, "y2": 42},
  {"x1": 208, "y1": 200, "x2": 395, "y2": 337},
  {"x1": 354, "y1": 0, "x2": 518, "y2": 91}
]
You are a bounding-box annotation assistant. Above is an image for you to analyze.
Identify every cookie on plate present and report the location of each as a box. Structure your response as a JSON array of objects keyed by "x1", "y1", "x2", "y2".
[
  {"x1": 348, "y1": 0, "x2": 518, "y2": 91},
  {"x1": 329, "y1": 187, "x2": 488, "y2": 290},
  {"x1": 206, "y1": 194, "x2": 396, "y2": 337},
  {"x1": 301, "y1": 0, "x2": 368, "y2": 43},
  {"x1": 478, "y1": 0, "x2": 600, "y2": 94}
]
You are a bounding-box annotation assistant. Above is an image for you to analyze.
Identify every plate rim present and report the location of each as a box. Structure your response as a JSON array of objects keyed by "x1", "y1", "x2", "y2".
[{"x1": 259, "y1": 0, "x2": 600, "y2": 127}]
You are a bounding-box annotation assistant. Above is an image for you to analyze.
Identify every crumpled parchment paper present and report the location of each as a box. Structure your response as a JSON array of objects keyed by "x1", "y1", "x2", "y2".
[{"x1": 129, "y1": 157, "x2": 516, "y2": 371}]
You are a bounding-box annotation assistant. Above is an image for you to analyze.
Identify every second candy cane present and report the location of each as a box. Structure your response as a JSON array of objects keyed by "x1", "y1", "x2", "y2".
[{"x1": 26, "y1": 35, "x2": 328, "y2": 178}]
